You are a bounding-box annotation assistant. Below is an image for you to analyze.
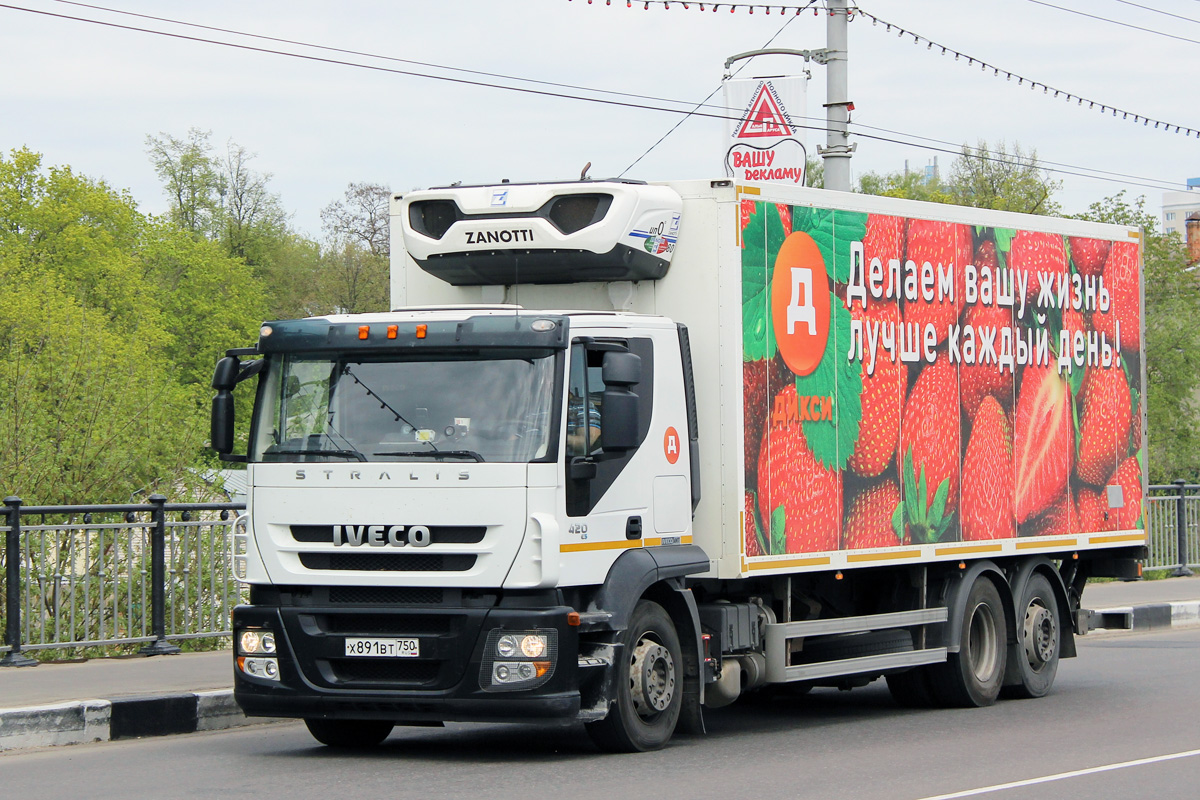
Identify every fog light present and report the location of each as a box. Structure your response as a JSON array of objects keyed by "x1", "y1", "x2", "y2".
[{"x1": 238, "y1": 656, "x2": 281, "y2": 682}]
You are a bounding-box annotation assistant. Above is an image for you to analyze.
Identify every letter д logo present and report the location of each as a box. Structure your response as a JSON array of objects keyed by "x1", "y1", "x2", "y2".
[
  {"x1": 663, "y1": 427, "x2": 681, "y2": 465},
  {"x1": 771, "y1": 231, "x2": 831, "y2": 377}
]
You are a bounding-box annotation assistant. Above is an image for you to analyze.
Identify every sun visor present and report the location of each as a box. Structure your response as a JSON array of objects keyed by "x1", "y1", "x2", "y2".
[{"x1": 399, "y1": 181, "x2": 683, "y2": 286}]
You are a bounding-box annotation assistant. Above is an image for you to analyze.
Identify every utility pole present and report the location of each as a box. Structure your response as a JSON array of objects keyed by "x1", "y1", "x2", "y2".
[{"x1": 820, "y1": 0, "x2": 855, "y2": 191}]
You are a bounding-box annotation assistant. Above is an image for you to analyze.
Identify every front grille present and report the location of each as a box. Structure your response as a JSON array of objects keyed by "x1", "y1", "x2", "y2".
[
  {"x1": 318, "y1": 613, "x2": 457, "y2": 636},
  {"x1": 328, "y1": 586, "x2": 444, "y2": 605},
  {"x1": 290, "y1": 525, "x2": 486, "y2": 545},
  {"x1": 299, "y1": 553, "x2": 477, "y2": 572},
  {"x1": 329, "y1": 659, "x2": 441, "y2": 685}
]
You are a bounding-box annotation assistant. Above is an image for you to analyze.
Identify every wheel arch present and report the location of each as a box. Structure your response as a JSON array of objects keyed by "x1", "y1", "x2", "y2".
[
  {"x1": 587, "y1": 545, "x2": 710, "y2": 735},
  {"x1": 939, "y1": 560, "x2": 1016, "y2": 655}
]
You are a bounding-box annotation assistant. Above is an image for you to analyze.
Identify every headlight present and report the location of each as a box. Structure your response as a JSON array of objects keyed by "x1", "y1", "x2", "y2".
[
  {"x1": 238, "y1": 628, "x2": 276, "y2": 655},
  {"x1": 481, "y1": 629, "x2": 558, "y2": 692}
]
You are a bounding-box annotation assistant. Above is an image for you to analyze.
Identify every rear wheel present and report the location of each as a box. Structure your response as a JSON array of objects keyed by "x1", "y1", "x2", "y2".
[
  {"x1": 304, "y1": 718, "x2": 394, "y2": 747},
  {"x1": 1002, "y1": 572, "x2": 1060, "y2": 699},
  {"x1": 586, "y1": 600, "x2": 682, "y2": 752},
  {"x1": 930, "y1": 576, "x2": 1008, "y2": 707}
]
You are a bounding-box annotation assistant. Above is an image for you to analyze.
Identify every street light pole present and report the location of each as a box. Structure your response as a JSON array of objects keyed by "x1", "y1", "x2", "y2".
[{"x1": 820, "y1": 0, "x2": 855, "y2": 192}]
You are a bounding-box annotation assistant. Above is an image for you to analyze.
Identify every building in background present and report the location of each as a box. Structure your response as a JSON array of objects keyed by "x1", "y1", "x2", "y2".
[{"x1": 1163, "y1": 179, "x2": 1200, "y2": 237}]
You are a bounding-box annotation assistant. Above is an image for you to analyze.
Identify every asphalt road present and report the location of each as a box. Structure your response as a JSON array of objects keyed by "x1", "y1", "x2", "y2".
[{"x1": 4, "y1": 627, "x2": 1198, "y2": 800}]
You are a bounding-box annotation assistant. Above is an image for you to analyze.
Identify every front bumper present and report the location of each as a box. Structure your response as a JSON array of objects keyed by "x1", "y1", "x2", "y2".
[{"x1": 232, "y1": 598, "x2": 582, "y2": 724}]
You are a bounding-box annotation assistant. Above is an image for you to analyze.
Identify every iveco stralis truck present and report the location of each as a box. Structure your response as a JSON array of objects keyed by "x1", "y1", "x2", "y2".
[{"x1": 211, "y1": 179, "x2": 1147, "y2": 752}]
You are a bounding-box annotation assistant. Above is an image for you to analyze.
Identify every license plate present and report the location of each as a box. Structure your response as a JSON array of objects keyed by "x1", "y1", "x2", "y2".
[{"x1": 344, "y1": 637, "x2": 420, "y2": 658}]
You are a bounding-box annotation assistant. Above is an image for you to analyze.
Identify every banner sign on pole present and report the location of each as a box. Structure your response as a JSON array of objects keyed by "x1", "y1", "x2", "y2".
[{"x1": 723, "y1": 76, "x2": 808, "y2": 185}]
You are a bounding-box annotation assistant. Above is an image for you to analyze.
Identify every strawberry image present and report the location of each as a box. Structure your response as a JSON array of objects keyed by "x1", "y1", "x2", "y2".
[
  {"x1": 1076, "y1": 365, "x2": 1132, "y2": 486},
  {"x1": 1069, "y1": 237, "x2": 1111, "y2": 278},
  {"x1": 743, "y1": 356, "x2": 794, "y2": 490},
  {"x1": 1027, "y1": 490, "x2": 1076, "y2": 537},
  {"x1": 1061, "y1": 303, "x2": 1087, "y2": 346},
  {"x1": 903, "y1": 219, "x2": 971, "y2": 344},
  {"x1": 862, "y1": 214, "x2": 905, "y2": 269},
  {"x1": 1009, "y1": 231, "x2": 1067, "y2": 304},
  {"x1": 1091, "y1": 241, "x2": 1140, "y2": 352},
  {"x1": 899, "y1": 358, "x2": 961, "y2": 524},
  {"x1": 960, "y1": 396, "x2": 1014, "y2": 540},
  {"x1": 1013, "y1": 363, "x2": 1074, "y2": 523},
  {"x1": 757, "y1": 383, "x2": 842, "y2": 553},
  {"x1": 843, "y1": 479, "x2": 902, "y2": 549},
  {"x1": 1076, "y1": 488, "x2": 1117, "y2": 533},
  {"x1": 1110, "y1": 456, "x2": 1144, "y2": 530},
  {"x1": 959, "y1": 302, "x2": 1015, "y2": 418},
  {"x1": 975, "y1": 238, "x2": 998, "y2": 273},
  {"x1": 777, "y1": 204, "x2": 792, "y2": 236},
  {"x1": 743, "y1": 360, "x2": 770, "y2": 489},
  {"x1": 745, "y1": 491, "x2": 763, "y2": 557},
  {"x1": 848, "y1": 300, "x2": 906, "y2": 478}
]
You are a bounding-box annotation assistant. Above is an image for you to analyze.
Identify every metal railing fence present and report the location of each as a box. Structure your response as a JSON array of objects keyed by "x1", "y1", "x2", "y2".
[
  {"x1": 1146, "y1": 482, "x2": 1199, "y2": 575},
  {"x1": 1, "y1": 495, "x2": 246, "y2": 666}
]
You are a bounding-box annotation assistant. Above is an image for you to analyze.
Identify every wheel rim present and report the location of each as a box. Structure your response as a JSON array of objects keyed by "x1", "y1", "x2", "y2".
[
  {"x1": 630, "y1": 636, "x2": 676, "y2": 717},
  {"x1": 966, "y1": 601, "x2": 1000, "y2": 683},
  {"x1": 1023, "y1": 597, "x2": 1058, "y2": 673}
]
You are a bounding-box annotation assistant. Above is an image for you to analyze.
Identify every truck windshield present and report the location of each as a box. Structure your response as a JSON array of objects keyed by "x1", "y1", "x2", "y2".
[{"x1": 250, "y1": 351, "x2": 559, "y2": 464}]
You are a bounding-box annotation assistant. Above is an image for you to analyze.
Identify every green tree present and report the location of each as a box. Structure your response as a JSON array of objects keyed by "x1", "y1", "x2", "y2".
[
  {"x1": 857, "y1": 140, "x2": 1059, "y2": 214},
  {"x1": 146, "y1": 128, "x2": 222, "y2": 237},
  {"x1": 947, "y1": 140, "x2": 1061, "y2": 215},
  {"x1": 316, "y1": 182, "x2": 392, "y2": 314},
  {"x1": 137, "y1": 217, "x2": 270, "y2": 387},
  {"x1": 1074, "y1": 192, "x2": 1200, "y2": 482},
  {"x1": 0, "y1": 148, "x2": 201, "y2": 503}
]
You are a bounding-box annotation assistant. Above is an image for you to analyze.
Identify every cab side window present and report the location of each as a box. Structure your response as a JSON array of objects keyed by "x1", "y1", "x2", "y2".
[{"x1": 566, "y1": 345, "x2": 604, "y2": 458}]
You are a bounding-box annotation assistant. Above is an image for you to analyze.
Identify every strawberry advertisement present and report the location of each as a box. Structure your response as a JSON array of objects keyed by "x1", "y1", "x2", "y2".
[{"x1": 741, "y1": 200, "x2": 1145, "y2": 558}]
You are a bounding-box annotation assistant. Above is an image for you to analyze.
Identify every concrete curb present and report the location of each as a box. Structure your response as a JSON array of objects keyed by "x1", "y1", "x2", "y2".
[
  {"x1": 0, "y1": 690, "x2": 278, "y2": 753},
  {"x1": 1091, "y1": 600, "x2": 1200, "y2": 632}
]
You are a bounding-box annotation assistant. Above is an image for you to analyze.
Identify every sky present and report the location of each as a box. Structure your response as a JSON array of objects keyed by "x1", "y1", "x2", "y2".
[{"x1": 1, "y1": 0, "x2": 1197, "y2": 238}]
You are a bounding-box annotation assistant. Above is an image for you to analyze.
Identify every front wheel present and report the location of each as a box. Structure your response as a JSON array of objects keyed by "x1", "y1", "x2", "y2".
[
  {"x1": 930, "y1": 576, "x2": 1008, "y2": 707},
  {"x1": 586, "y1": 600, "x2": 682, "y2": 752},
  {"x1": 304, "y1": 718, "x2": 394, "y2": 747},
  {"x1": 1002, "y1": 572, "x2": 1060, "y2": 699}
]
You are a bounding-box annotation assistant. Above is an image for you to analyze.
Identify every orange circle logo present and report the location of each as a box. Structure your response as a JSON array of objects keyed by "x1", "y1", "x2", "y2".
[
  {"x1": 664, "y1": 426, "x2": 681, "y2": 465},
  {"x1": 770, "y1": 231, "x2": 831, "y2": 377}
]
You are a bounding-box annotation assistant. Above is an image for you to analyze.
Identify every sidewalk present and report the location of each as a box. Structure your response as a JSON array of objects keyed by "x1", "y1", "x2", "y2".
[{"x1": 2, "y1": 575, "x2": 1198, "y2": 753}]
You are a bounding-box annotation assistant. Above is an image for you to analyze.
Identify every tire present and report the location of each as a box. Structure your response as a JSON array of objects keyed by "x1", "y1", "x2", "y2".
[
  {"x1": 1001, "y1": 572, "x2": 1061, "y2": 699},
  {"x1": 886, "y1": 666, "x2": 938, "y2": 708},
  {"x1": 929, "y1": 576, "x2": 1008, "y2": 707},
  {"x1": 586, "y1": 600, "x2": 682, "y2": 752},
  {"x1": 304, "y1": 718, "x2": 394, "y2": 747}
]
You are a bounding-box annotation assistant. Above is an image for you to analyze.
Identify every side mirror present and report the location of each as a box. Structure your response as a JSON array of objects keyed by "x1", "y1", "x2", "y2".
[
  {"x1": 212, "y1": 356, "x2": 240, "y2": 391},
  {"x1": 211, "y1": 391, "x2": 235, "y2": 455},
  {"x1": 600, "y1": 388, "x2": 640, "y2": 451},
  {"x1": 602, "y1": 351, "x2": 641, "y2": 386}
]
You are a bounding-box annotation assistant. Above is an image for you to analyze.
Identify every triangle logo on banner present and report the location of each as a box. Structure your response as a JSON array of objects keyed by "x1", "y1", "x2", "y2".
[{"x1": 736, "y1": 83, "x2": 794, "y2": 138}]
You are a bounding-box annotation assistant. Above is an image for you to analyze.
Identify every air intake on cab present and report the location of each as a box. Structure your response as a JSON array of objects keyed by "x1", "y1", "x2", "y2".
[{"x1": 399, "y1": 181, "x2": 682, "y2": 286}]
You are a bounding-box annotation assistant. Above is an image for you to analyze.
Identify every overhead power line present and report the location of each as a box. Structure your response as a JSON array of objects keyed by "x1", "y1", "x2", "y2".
[
  {"x1": 856, "y1": 7, "x2": 1200, "y2": 139},
  {"x1": 0, "y1": 2, "x2": 1190, "y2": 194},
  {"x1": 1027, "y1": 0, "x2": 1200, "y2": 44}
]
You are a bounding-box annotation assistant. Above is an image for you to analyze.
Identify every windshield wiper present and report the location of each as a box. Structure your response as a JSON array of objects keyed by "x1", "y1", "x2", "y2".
[
  {"x1": 263, "y1": 448, "x2": 367, "y2": 462},
  {"x1": 373, "y1": 449, "x2": 484, "y2": 462}
]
